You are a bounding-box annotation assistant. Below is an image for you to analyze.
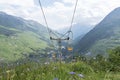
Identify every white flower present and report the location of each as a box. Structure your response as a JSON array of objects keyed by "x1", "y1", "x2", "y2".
[{"x1": 78, "y1": 74, "x2": 84, "y2": 78}]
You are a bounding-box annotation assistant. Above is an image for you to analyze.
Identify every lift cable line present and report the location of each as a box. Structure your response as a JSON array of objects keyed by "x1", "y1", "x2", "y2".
[
  {"x1": 38, "y1": 0, "x2": 60, "y2": 48},
  {"x1": 38, "y1": 0, "x2": 59, "y2": 38},
  {"x1": 38, "y1": 0, "x2": 50, "y2": 35},
  {"x1": 60, "y1": 0, "x2": 78, "y2": 39},
  {"x1": 38, "y1": 0, "x2": 78, "y2": 62},
  {"x1": 69, "y1": 0, "x2": 78, "y2": 32}
]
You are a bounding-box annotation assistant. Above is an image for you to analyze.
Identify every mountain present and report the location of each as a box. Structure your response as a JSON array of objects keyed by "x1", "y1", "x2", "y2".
[
  {"x1": 75, "y1": 7, "x2": 120, "y2": 56},
  {"x1": 58, "y1": 23, "x2": 94, "y2": 39},
  {"x1": 0, "y1": 12, "x2": 49, "y2": 61},
  {"x1": 72, "y1": 23, "x2": 94, "y2": 39}
]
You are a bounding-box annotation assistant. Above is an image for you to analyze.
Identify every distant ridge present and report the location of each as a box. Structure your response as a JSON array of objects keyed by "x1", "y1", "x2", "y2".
[{"x1": 75, "y1": 7, "x2": 120, "y2": 55}]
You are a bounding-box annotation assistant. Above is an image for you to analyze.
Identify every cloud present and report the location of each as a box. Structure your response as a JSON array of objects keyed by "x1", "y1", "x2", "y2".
[
  {"x1": 33, "y1": 0, "x2": 120, "y2": 30},
  {"x1": 0, "y1": 0, "x2": 35, "y2": 17},
  {"x1": 0, "y1": 0, "x2": 120, "y2": 30},
  {"x1": 34, "y1": 0, "x2": 63, "y2": 7}
]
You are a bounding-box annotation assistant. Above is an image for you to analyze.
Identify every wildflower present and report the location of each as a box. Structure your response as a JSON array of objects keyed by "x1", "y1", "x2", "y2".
[
  {"x1": 0, "y1": 76, "x2": 2, "y2": 79},
  {"x1": 69, "y1": 71, "x2": 76, "y2": 75},
  {"x1": 44, "y1": 62, "x2": 49, "y2": 65},
  {"x1": 53, "y1": 78, "x2": 59, "y2": 80},
  {"x1": 78, "y1": 74, "x2": 84, "y2": 78},
  {"x1": 21, "y1": 73, "x2": 24, "y2": 76},
  {"x1": 53, "y1": 66, "x2": 57, "y2": 70},
  {"x1": 42, "y1": 73, "x2": 45, "y2": 76},
  {"x1": 6, "y1": 70, "x2": 10, "y2": 73},
  {"x1": 27, "y1": 68, "x2": 30, "y2": 71}
]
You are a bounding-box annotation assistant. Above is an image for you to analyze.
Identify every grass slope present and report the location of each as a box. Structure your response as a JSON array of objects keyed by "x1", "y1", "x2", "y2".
[
  {"x1": 90, "y1": 27, "x2": 120, "y2": 56},
  {"x1": 0, "y1": 12, "x2": 50, "y2": 62},
  {"x1": 0, "y1": 31, "x2": 48, "y2": 61},
  {"x1": 0, "y1": 62, "x2": 120, "y2": 80}
]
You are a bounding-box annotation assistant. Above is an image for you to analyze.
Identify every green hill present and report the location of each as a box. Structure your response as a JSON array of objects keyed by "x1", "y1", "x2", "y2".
[
  {"x1": 0, "y1": 12, "x2": 49, "y2": 61},
  {"x1": 75, "y1": 7, "x2": 120, "y2": 56}
]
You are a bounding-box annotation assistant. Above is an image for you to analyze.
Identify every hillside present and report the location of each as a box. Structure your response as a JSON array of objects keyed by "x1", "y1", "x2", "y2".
[
  {"x1": 0, "y1": 12, "x2": 49, "y2": 61},
  {"x1": 75, "y1": 7, "x2": 120, "y2": 55},
  {"x1": 72, "y1": 23, "x2": 94, "y2": 39}
]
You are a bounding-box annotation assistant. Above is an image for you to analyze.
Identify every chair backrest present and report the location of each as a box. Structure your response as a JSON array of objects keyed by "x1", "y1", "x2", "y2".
[{"x1": 67, "y1": 47, "x2": 73, "y2": 51}]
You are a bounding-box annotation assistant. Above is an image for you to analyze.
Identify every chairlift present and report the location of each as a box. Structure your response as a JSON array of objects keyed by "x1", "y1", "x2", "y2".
[
  {"x1": 67, "y1": 46, "x2": 73, "y2": 51},
  {"x1": 67, "y1": 40, "x2": 73, "y2": 51},
  {"x1": 67, "y1": 37, "x2": 73, "y2": 51}
]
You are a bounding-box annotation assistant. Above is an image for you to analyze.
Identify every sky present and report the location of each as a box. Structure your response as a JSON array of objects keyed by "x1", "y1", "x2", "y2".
[{"x1": 0, "y1": 0, "x2": 120, "y2": 30}]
